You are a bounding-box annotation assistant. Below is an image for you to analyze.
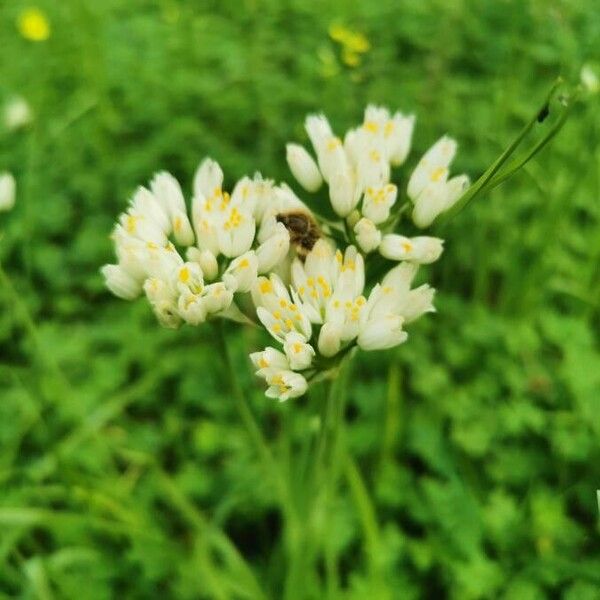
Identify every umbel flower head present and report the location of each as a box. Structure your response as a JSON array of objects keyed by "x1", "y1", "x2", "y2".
[
  {"x1": 103, "y1": 104, "x2": 470, "y2": 401},
  {"x1": 249, "y1": 240, "x2": 437, "y2": 400},
  {"x1": 101, "y1": 158, "x2": 305, "y2": 328},
  {"x1": 285, "y1": 104, "x2": 469, "y2": 254}
]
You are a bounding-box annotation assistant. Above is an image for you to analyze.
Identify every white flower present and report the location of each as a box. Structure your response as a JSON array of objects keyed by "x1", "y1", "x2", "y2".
[
  {"x1": 283, "y1": 331, "x2": 315, "y2": 370},
  {"x1": 256, "y1": 222, "x2": 290, "y2": 273},
  {"x1": 286, "y1": 143, "x2": 323, "y2": 192},
  {"x1": 143, "y1": 277, "x2": 181, "y2": 329},
  {"x1": 101, "y1": 264, "x2": 142, "y2": 300},
  {"x1": 357, "y1": 314, "x2": 407, "y2": 351},
  {"x1": 379, "y1": 234, "x2": 444, "y2": 264},
  {"x1": 223, "y1": 250, "x2": 259, "y2": 293},
  {"x1": 250, "y1": 347, "x2": 290, "y2": 377},
  {"x1": 187, "y1": 247, "x2": 219, "y2": 280},
  {"x1": 407, "y1": 136, "x2": 470, "y2": 228},
  {"x1": 329, "y1": 169, "x2": 358, "y2": 217},
  {"x1": 317, "y1": 321, "x2": 342, "y2": 357},
  {"x1": 253, "y1": 274, "x2": 313, "y2": 342},
  {"x1": 265, "y1": 369, "x2": 308, "y2": 401},
  {"x1": 151, "y1": 172, "x2": 194, "y2": 246},
  {"x1": 361, "y1": 184, "x2": 397, "y2": 224},
  {"x1": 193, "y1": 158, "x2": 223, "y2": 199},
  {"x1": 218, "y1": 205, "x2": 256, "y2": 257},
  {"x1": 366, "y1": 263, "x2": 435, "y2": 324},
  {"x1": 177, "y1": 289, "x2": 208, "y2": 325},
  {"x1": 3, "y1": 97, "x2": 32, "y2": 131},
  {"x1": 353, "y1": 218, "x2": 382, "y2": 253},
  {"x1": 0, "y1": 172, "x2": 16, "y2": 212},
  {"x1": 203, "y1": 282, "x2": 234, "y2": 314},
  {"x1": 361, "y1": 105, "x2": 415, "y2": 166}
]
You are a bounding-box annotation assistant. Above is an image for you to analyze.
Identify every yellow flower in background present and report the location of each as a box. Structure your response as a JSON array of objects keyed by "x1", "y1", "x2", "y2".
[
  {"x1": 328, "y1": 23, "x2": 370, "y2": 68},
  {"x1": 17, "y1": 8, "x2": 51, "y2": 42}
]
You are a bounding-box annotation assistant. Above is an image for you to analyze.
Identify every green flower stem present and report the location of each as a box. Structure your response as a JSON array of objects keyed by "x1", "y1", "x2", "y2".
[
  {"x1": 438, "y1": 77, "x2": 578, "y2": 226},
  {"x1": 212, "y1": 322, "x2": 303, "y2": 586},
  {"x1": 344, "y1": 455, "x2": 385, "y2": 586}
]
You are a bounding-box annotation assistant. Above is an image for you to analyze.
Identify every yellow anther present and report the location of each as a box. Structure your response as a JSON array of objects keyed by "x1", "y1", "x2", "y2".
[
  {"x1": 363, "y1": 121, "x2": 379, "y2": 134},
  {"x1": 259, "y1": 357, "x2": 269, "y2": 368},
  {"x1": 401, "y1": 242, "x2": 413, "y2": 253},
  {"x1": 173, "y1": 216, "x2": 182, "y2": 232},
  {"x1": 179, "y1": 267, "x2": 190, "y2": 283},
  {"x1": 292, "y1": 343, "x2": 303, "y2": 354},
  {"x1": 327, "y1": 137, "x2": 341, "y2": 151},
  {"x1": 259, "y1": 279, "x2": 273, "y2": 294},
  {"x1": 384, "y1": 121, "x2": 395, "y2": 137},
  {"x1": 273, "y1": 310, "x2": 282, "y2": 319},
  {"x1": 369, "y1": 149, "x2": 381, "y2": 162},
  {"x1": 125, "y1": 215, "x2": 138, "y2": 233},
  {"x1": 279, "y1": 299, "x2": 287, "y2": 308},
  {"x1": 284, "y1": 318, "x2": 293, "y2": 329},
  {"x1": 430, "y1": 166, "x2": 447, "y2": 182},
  {"x1": 238, "y1": 258, "x2": 250, "y2": 269},
  {"x1": 272, "y1": 323, "x2": 282, "y2": 333}
]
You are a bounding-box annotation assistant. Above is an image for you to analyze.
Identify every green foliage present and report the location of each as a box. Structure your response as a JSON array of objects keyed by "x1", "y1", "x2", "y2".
[{"x1": 1, "y1": 0, "x2": 599, "y2": 598}]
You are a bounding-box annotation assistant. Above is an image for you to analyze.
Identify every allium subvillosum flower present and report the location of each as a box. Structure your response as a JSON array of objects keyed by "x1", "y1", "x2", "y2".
[
  {"x1": 285, "y1": 104, "x2": 470, "y2": 256},
  {"x1": 102, "y1": 158, "x2": 300, "y2": 328},
  {"x1": 249, "y1": 239, "x2": 437, "y2": 400},
  {"x1": 408, "y1": 136, "x2": 470, "y2": 228}
]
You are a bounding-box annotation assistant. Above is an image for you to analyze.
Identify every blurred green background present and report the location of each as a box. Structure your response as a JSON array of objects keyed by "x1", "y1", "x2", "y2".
[{"x1": 1, "y1": 0, "x2": 599, "y2": 598}]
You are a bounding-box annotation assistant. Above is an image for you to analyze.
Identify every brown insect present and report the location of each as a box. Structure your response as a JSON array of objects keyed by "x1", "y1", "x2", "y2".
[{"x1": 276, "y1": 210, "x2": 321, "y2": 259}]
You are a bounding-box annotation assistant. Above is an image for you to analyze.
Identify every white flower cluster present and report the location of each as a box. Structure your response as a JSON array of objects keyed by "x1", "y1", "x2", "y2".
[
  {"x1": 249, "y1": 240, "x2": 436, "y2": 400},
  {"x1": 102, "y1": 159, "x2": 301, "y2": 328},
  {"x1": 104, "y1": 104, "x2": 469, "y2": 401},
  {"x1": 286, "y1": 105, "x2": 469, "y2": 254}
]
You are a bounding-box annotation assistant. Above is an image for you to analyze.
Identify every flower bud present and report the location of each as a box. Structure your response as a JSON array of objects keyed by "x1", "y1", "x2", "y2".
[
  {"x1": 101, "y1": 264, "x2": 142, "y2": 300},
  {"x1": 286, "y1": 144, "x2": 323, "y2": 192},
  {"x1": 353, "y1": 217, "x2": 382, "y2": 253},
  {"x1": 256, "y1": 223, "x2": 290, "y2": 273},
  {"x1": 379, "y1": 234, "x2": 444, "y2": 264},
  {"x1": 329, "y1": 169, "x2": 356, "y2": 217},
  {"x1": 318, "y1": 322, "x2": 342, "y2": 357},
  {"x1": 171, "y1": 209, "x2": 195, "y2": 246}
]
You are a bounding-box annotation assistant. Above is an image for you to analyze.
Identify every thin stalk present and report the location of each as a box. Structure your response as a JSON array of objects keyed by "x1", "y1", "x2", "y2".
[
  {"x1": 344, "y1": 456, "x2": 385, "y2": 587},
  {"x1": 438, "y1": 78, "x2": 573, "y2": 226},
  {"x1": 213, "y1": 322, "x2": 302, "y2": 595}
]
